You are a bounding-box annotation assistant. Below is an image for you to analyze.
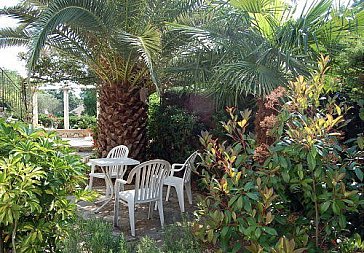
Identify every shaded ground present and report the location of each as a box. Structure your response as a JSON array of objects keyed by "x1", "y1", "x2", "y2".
[{"x1": 77, "y1": 184, "x2": 198, "y2": 242}]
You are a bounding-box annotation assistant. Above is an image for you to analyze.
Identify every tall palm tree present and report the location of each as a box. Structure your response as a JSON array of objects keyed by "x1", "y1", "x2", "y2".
[{"x1": 0, "y1": 0, "x2": 202, "y2": 158}]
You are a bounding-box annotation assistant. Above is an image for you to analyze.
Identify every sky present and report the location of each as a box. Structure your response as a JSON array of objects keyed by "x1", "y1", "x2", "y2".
[
  {"x1": 0, "y1": 0, "x2": 354, "y2": 77},
  {"x1": 0, "y1": 0, "x2": 26, "y2": 76}
]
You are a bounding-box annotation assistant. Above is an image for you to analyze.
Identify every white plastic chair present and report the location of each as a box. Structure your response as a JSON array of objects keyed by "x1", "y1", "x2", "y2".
[
  {"x1": 113, "y1": 159, "x2": 171, "y2": 236},
  {"x1": 164, "y1": 151, "x2": 198, "y2": 212},
  {"x1": 88, "y1": 145, "x2": 129, "y2": 195}
]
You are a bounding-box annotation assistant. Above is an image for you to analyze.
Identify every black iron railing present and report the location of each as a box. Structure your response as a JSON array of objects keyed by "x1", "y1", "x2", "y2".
[{"x1": 0, "y1": 67, "x2": 27, "y2": 119}]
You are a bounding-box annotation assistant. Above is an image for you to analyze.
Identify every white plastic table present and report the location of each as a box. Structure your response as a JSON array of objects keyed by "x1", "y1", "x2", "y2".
[{"x1": 89, "y1": 157, "x2": 140, "y2": 212}]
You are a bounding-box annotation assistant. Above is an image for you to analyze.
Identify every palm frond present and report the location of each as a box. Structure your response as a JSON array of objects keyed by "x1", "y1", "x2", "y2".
[
  {"x1": 0, "y1": 5, "x2": 40, "y2": 25},
  {"x1": 116, "y1": 25, "x2": 162, "y2": 91},
  {"x1": 29, "y1": 0, "x2": 112, "y2": 69},
  {"x1": 0, "y1": 27, "x2": 30, "y2": 48}
]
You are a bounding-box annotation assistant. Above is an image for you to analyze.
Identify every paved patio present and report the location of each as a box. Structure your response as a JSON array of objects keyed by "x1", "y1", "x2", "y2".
[{"x1": 77, "y1": 184, "x2": 198, "y2": 241}]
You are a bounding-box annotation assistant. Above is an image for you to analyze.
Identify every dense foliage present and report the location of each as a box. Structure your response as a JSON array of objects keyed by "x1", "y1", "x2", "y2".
[
  {"x1": 148, "y1": 94, "x2": 204, "y2": 163},
  {"x1": 163, "y1": 0, "x2": 364, "y2": 106},
  {"x1": 195, "y1": 58, "x2": 363, "y2": 252},
  {"x1": 0, "y1": 119, "x2": 89, "y2": 252},
  {"x1": 82, "y1": 89, "x2": 97, "y2": 117}
]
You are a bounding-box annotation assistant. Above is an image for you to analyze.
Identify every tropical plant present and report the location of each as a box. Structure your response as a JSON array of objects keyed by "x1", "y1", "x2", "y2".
[
  {"x1": 0, "y1": 119, "x2": 90, "y2": 252},
  {"x1": 0, "y1": 0, "x2": 204, "y2": 158},
  {"x1": 164, "y1": 0, "x2": 364, "y2": 106}
]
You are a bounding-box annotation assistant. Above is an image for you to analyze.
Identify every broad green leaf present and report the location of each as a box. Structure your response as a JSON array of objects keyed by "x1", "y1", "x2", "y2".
[
  {"x1": 262, "y1": 226, "x2": 277, "y2": 236},
  {"x1": 332, "y1": 202, "x2": 340, "y2": 215},
  {"x1": 320, "y1": 201, "x2": 331, "y2": 213},
  {"x1": 354, "y1": 167, "x2": 363, "y2": 182},
  {"x1": 246, "y1": 192, "x2": 259, "y2": 201},
  {"x1": 307, "y1": 152, "x2": 316, "y2": 170}
]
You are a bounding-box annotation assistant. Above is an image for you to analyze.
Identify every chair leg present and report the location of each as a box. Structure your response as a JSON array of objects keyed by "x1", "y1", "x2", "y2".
[
  {"x1": 148, "y1": 202, "x2": 153, "y2": 219},
  {"x1": 88, "y1": 176, "x2": 94, "y2": 190},
  {"x1": 128, "y1": 202, "x2": 136, "y2": 236},
  {"x1": 175, "y1": 184, "x2": 185, "y2": 213},
  {"x1": 166, "y1": 185, "x2": 172, "y2": 201},
  {"x1": 105, "y1": 180, "x2": 111, "y2": 197},
  {"x1": 113, "y1": 196, "x2": 120, "y2": 227},
  {"x1": 185, "y1": 183, "x2": 193, "y2": 205},
  {"x1": 157, "y1": 198, "x2": 164, "y2": 228}
]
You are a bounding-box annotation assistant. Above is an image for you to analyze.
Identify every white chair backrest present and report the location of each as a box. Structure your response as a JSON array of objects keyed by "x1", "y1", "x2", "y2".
[
  {"x1": 127, "y1": 159, "x2": 171, "y2": 203},
  {"x1": 106, "y1": 145, "x2": 129, "y2": 175},
  {"x1": 182, "y1": 151, "x2": 199, "y2": 184},
  {"x1": 107, "y1": 145, "x2": 129, "y2": 158}
]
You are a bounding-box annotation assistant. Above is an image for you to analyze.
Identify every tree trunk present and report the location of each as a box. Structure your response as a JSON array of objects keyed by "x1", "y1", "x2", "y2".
[{"x1": 97, "y1": 82, "x2": 148, "y2": 160}]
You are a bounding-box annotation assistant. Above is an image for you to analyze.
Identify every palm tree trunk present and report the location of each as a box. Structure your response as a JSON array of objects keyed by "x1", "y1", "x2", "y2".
[{"x1": 97, "y1": 82, "x2": 148, "y2": 160}]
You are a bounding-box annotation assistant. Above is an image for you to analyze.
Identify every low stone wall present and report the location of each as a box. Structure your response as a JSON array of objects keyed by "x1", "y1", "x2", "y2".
[{"x1": 54, "y1": 129, "x2": 93, "y2": 138}]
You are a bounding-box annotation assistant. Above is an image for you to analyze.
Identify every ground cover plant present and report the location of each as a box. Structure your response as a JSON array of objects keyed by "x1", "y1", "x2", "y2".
[
  {"x1": 195, "y1": 57, "x2": 363, "y2": 252},
  {"x1": 0, "y1": 119, "x2": 90, "y2": 252},
  {"x1": 58, "y1": 218, "x2": 201, "y2": 253}
]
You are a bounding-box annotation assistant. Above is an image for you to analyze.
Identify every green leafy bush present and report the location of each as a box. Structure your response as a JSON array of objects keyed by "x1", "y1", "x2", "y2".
[
  {"x1": 195, "y1": 56, "x2": 363, "y2": 252},
  {"x1": 264, "y1": 57, "x2": 362, "y2": 249},
  {"x1": 0, "y1": 119, "x2": 89, "y2": 252},
  {"x1": 196, "y1": 108, "x2": 279, "y2": 251},
  {"x1": 59, "y1": 218, "x2": 127, "y2": 253},
  {"x1": 163, "y1": 221, "x2": 201, "y2": 253},
  {"x1": 148, "y1": 97, "x2": 204, "y2": 163}
]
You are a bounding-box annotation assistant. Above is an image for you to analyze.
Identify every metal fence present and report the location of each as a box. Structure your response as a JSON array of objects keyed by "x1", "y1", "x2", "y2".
[{"x1": 0, "y1": 67, "x2": 28, "y2": 120}]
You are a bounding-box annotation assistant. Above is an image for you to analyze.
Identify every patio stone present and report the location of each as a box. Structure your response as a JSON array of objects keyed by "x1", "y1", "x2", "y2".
[{"x1": 77, "y1": 185, "x2": 198, "y2": 242}]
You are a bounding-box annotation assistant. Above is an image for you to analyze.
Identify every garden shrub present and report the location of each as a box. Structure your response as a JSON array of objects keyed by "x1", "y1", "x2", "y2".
[
  {"x1": 58, "y1": 218, "x2": 127, "y2": 253},
  {"x1": 195, "y1": 56, "x2": 363, "y2": 252},
  {"x1": 136, "y1": 237, "x2": 161, "y2": 253},
  {"x1": 337, "y1": 233, "x2": 364, "y2": 253},
  {"x1": 148, "y1": 94, "x2": 204, "y2": 163},
  {"x1": 264, "y1": 56, "x2": 362, "y2": 250},
  {"x1": 0, "y1": 119, "x2": 89, "y2": 252},
  {"x1": 196, "y1": 108, "x2": 280, "y2": 252},
  {"x1": 39, "y1": 114, "x2": 97, "y2": 129},
  {"x1": 163, "y1": 221, "x2": 201, "y2": 253}
]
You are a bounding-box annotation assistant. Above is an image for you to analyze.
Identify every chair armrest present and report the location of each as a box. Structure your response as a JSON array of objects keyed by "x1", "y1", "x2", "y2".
[
  {"x1": 171, "y1": 163, "x2": 185, "y2": 172},
  {"x1": 115, "y1": 178, "x2": 128, "y2": 185},
  {"x1": 115, "y1": 178, "x2": 129, "y2": 194}
]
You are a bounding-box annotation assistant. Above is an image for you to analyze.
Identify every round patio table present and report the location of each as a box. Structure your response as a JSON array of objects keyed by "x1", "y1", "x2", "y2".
[{"x1": 88, "y1": 157, "x2": 140, "y2": 213}]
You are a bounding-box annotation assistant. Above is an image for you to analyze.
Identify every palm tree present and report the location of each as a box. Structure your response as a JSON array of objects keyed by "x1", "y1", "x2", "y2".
[
  {"x1": 164, "y1": 0, "x2": 364, "y2": 106},
  {"x1": 0, "y1": 0, "x2": 202, "y2": 158}
]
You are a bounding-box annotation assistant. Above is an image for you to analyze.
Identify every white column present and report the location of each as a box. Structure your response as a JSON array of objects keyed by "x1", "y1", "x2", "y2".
[
  {"x1": 32, "y1": 88, "x2": 38, "y2": 127},
  {"x1": 63, "y1": 88, "x2": 70, "y2": 130}
]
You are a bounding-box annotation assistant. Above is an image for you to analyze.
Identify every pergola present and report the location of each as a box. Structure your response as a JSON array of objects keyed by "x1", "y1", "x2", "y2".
[{"x1": 32, "y1": 83, "x2": 96, "y2": 129}]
